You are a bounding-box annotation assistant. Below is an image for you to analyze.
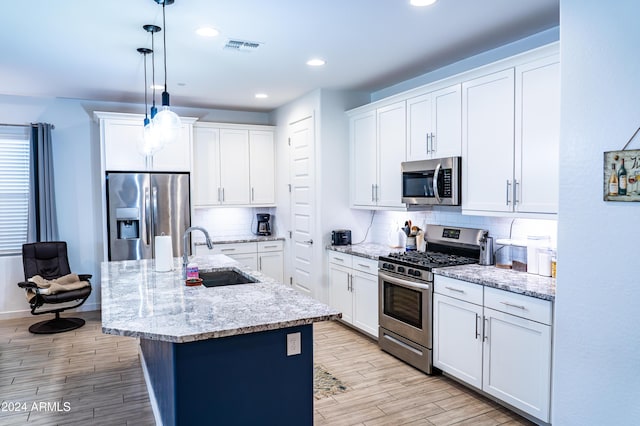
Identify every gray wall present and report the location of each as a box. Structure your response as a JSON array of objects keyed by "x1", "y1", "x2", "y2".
[{"x1": 553, "y1": 1, "x2": 640, "y2": 424}]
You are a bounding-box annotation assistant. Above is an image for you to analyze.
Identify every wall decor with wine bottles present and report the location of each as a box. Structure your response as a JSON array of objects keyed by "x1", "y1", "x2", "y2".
[{"x1": 604, "y1": 127, "x2": 640, "y2": 202}]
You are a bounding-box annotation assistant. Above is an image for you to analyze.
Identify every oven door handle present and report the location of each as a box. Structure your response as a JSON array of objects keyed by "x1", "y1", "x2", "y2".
[{"x1": 378, "y1": 271, "x2": 431, "y2": 291}]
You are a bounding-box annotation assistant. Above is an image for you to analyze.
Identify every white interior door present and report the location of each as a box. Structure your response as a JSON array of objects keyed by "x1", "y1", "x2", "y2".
[{"x1": 289, "y1": 116, "x2": 316, "y2": 297}]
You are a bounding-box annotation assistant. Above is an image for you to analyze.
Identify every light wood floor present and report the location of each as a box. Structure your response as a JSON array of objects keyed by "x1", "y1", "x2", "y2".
[
  {"x1": 313, "y1": 321, "x2": 533, "y2": 426},
  {"x1": 0, "y1": 311, "x2": 533, "y2": 425}
]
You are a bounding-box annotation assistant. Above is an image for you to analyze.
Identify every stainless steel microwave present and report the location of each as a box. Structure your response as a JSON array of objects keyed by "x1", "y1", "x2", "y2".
[{"x1": 401, "y1": 156, "x2": 461, "y2": 206}]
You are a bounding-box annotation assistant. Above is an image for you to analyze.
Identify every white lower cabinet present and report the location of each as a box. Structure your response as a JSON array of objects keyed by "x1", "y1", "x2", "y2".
[
  {"x1": 434, "y1": 275, "x2": 552, "y2": 423},
  {"x1": 328, "y1": 251, "x2": 378, "y2": 338},
  {"x1": 433, "y1": 291, "x2": 483, "y2": 389},
  {"x1": 257, "y1": 241, "x2": 284, "y2": 282},
  {"x1": 195, "y1": 240, "x2": 283, "y2": 281}
]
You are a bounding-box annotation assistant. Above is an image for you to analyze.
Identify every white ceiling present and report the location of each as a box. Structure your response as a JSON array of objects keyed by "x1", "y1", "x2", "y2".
[{"x1": 0, "y1": 0, "x2": 558, "y2": 112}]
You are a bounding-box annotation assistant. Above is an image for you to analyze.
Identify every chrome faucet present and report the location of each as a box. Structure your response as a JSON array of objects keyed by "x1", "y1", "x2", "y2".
[{"x1": 182, "y1": 226, "x2": 213, "y2": 278}]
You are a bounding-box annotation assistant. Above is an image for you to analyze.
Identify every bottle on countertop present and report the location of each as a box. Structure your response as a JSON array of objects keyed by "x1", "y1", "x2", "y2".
[
  {"x1": 186, "y1": 262, "x2": 199, "y2": 279},
  {"x1": 618, "y1": 158, "x2": 627, "y2": 195},
  {"x1": 608, "y1": 163, "x2": 618, "y2": 196}
]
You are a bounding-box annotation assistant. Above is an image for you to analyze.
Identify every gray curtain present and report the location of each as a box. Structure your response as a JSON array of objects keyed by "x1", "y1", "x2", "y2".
[{"x1": 27, "y1": 123, "x2": 58, "y2": 242}]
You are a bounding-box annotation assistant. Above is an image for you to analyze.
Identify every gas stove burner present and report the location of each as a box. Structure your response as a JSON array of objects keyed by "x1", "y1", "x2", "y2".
[{"x1": 383, "y1": 250, "x2": 478, "y2": 269}]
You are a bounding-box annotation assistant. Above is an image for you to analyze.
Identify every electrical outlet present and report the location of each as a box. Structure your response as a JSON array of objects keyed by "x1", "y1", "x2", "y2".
[{"x1": 287, "y1": 332, "x2": 301, "y2": 356}]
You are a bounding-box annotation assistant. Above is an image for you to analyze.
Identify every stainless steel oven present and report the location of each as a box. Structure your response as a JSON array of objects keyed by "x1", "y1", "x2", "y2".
[
  {"x1": 378, "y1": 269, "x2": 434, "y2": 373},
  {"x1": 378, "y1": 225, "x2": 488, "y2": 375}
]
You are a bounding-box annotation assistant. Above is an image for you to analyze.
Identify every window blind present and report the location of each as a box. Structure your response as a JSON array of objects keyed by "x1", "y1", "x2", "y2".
[{"x1": 0, "y1": 126, "x2": 30, "y2": 256}]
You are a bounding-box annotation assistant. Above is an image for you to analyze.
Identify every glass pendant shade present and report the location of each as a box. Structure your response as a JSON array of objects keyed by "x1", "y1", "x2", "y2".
[
  {"x1": 153, "y1": 103, "x2": 181, "y2": 145},
  {"x1": 143, "y1": 119, "x2": 162, "y2": 154}
]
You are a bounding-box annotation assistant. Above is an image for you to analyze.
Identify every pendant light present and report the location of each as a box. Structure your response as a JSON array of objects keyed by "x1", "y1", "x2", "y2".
[
  {"x1": 144, "y1": 24, "x2": 161, "y2": 120},
  {"x1": 136, "y1": 47, "x2": 156, "y2": 157},
  {"x1": 143, "y1": 24, "x2": 162, "y2": 154},
  {"x1": 152, "y1": 0, "x2": 181, "y2": 146}
]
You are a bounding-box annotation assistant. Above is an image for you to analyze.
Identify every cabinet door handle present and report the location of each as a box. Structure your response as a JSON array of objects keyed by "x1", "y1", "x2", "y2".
[
  {"x1": 333, "y1": 257, "x2": 345, "y2": 262},
  {"x1": 259, "y1": 257, "x2": 262, "y2": 270},
  {"x1": 430, "y1": 132, "x2": 436, "y2": 153},
  {"x1": 500, "y1": 301, "x2": 527, "y2": 310},
  {"x1": 375, "y1": 184, "x2": 379, "y2": 202},
  {"x1": 514, "y1": 180, "x2": 520, "y2": 207},
  {"x1": 220, "y1": 248, "x2": 235, "y2": 252},
  {"x1": 357, "y1": 263, "x2": 370, "y2": 269},
  {"x1": 263, "y1": 245, "x2": 278, "y2": 249},
  {"x1": 251, "y1": 187, "x2": 255, "y2": 201},
  {"x1": 506, "y1": 180, "x2": 512, "y2": 206},
  {"x1": 483, "y1": 317, "x2": 489, "y2": 342},
  {"x1": 371, "y1": 184, "x2": 375, "y2": 202},
  {"x1": 475, "y1": 313, "x2": 480, "y2": 339},
  {"x1": 426, "y1": 133, "x2": 431, "y2": 154},
  {"x1": 222, "y1": 188, "x2": 225, "y2": 202},
  {"x1": 445, "y1": 286, "x2": 465, "y2": 293}
]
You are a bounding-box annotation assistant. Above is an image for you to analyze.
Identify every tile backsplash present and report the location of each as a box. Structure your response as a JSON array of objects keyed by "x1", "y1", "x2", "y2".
[
  {"x1": 362, "y1": 208, "x2": 557, "y2": 250},
  {"x1": 192, "y1": 207, "x2": 276, "y2": 241}
]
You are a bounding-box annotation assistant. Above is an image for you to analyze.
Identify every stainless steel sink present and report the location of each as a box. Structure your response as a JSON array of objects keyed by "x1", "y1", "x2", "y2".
[{"x1": 199, "y1": 269, "x2": 258, "y2": 288}]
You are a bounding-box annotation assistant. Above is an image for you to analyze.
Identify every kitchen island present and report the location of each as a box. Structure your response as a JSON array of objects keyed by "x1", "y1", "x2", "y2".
[{"x1": 101, "y1": 254, "x2": 340, "y2": 426}]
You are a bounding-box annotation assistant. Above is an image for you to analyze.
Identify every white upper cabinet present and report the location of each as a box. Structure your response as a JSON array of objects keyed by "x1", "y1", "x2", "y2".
[
  {"x1": 96, "y1": 112, "x2": 194, "y2": 172},
  {"x1": 376, "y1": 102, "x2": 406, "y2": 208},
  {"x1": 350, "y1": 102, "x2": 405, "y2": 209},
  {"x1": 350, "y1": 111, "x2": 378, "y2": 207},
  {"x1": 249, "y1": 130, "x2": 276, "y2": 205},
  {"x1": 192, "y1": 126, "x2": 221, "y2": 206},
  {"x1": 348, "y1": 43, "x2": 559, "y2": 218},
  {"x1": 192, "y1": 123, "x2": 275, "y2": 207},
  {"x1": 407, "y1": 84, "x2": 462, "y2": 161},
  {"x1": 462, "y1": 69, "x2": 516, "y2": 213},
  {"x1": 219, "y1": 129, "x2": 251, "y2": 205},
  {"x1": 514, "y1": 55, "x2": 560, "y2": 214},
  {"x1": 462, "y1": 51, "x2": 560, "y2": 216}
]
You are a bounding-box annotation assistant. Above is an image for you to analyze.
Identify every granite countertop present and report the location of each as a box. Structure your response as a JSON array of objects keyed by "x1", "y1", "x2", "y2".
[
  {"x1": 101, "y1": 254, "x2": 340, "y2": 343},
  {"x1": 327, "y1": 244, "x2": 555, "y2": 301},
  {"x1": 327, "y1": 242, "x2": 402, "y2": 260},
  {"x1": 194, "y1": 234, "x2": 285, "y2": 245},
  {"x1": 433, "y1": 264, "x2": 556, "y2": 301}
]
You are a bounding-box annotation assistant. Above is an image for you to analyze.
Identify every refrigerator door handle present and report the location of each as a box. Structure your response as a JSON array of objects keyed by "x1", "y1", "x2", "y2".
[
  {"x1": 152, "y1": 186, "x2": 158, "y2": 241},
  {"x1": 144, "y1": 188, "x2": 151, "y2": 246}
]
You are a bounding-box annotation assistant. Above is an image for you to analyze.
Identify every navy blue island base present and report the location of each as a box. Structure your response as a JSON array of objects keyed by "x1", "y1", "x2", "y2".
[{"x1": 140, "y1": 324, "x2": 314, "y2": 426}]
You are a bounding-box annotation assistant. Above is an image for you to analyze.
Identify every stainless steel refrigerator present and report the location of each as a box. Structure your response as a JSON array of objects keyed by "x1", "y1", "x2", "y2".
[{"x1": 106, "y1": 172, "x2": 190, "y2": 261}]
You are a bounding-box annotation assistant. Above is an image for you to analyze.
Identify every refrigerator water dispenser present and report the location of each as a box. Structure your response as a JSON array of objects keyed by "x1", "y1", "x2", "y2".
[{"x1": 116, "y1": 208, "x2": 140, "y2": 240}]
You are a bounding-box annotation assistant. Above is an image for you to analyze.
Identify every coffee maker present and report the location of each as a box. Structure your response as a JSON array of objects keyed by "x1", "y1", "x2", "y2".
[{"x1": 255, "y1": 213, "x2": 272, "y2": 236}]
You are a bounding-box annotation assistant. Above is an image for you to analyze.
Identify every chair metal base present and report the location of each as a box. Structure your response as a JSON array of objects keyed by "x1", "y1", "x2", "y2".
[{"x1": 28, "y1": 315, "x2": 85, "y2": 334}]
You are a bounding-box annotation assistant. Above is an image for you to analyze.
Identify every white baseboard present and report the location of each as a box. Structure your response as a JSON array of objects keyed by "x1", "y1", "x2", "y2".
[{"x1": 0, "y1": 303, "x2": 101, "y2": 321}]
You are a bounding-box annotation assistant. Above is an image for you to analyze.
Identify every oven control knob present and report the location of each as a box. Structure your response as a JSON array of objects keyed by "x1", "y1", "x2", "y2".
[
  {"x1": 412, "y1": 270, "x2": 421, "y2": 277},
  {"x1": 397, "y1": 266, "x2": 405, "y2": 273}
]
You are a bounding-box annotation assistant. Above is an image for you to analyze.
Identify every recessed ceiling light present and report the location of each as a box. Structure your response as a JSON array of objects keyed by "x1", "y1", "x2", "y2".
[
  {"x1": 196, "y1": 27, "x2": 219, "y2": 37},
  {"x1": 306, "y1": 58, "x2": 326, "y2": 67},
  {"x1": 255, "y1": 93, "x2": 268, "y2": 99},
  {"x1": 410, "y1": 0, "x2": 437, "y2": 6}
]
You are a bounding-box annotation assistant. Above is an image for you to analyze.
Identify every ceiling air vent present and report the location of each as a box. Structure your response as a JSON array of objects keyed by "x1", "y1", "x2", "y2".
[{"x1": 224, "y1": 39, "x2": 263, "y2": 52}]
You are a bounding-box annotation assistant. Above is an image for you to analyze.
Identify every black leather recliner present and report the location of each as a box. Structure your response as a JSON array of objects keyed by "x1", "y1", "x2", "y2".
[{"x1": 17, "y1": 241, "x2": 92, "y2": 334}]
